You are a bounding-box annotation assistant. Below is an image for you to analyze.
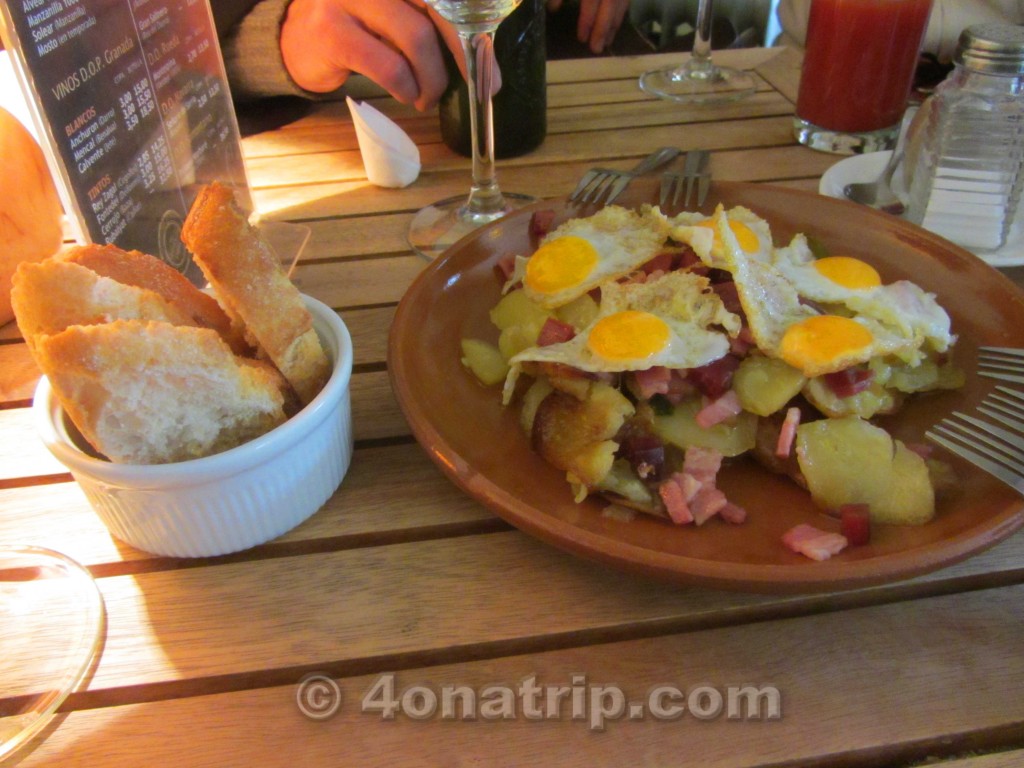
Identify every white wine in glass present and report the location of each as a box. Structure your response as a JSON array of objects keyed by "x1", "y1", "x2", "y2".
[
  {"x1": 638, "y1": 0, "x2": 756, "y2": 103},
  {"x1": 408, "y1": 0, "x2": 535, "y2": 260}
]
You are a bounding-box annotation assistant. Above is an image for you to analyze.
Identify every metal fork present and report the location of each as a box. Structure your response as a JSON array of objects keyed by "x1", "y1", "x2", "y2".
[
  {"x1": 978, "y1": 346, "x2": 1024, "y2": 384},
  {"x1": 659, "y1": 149, "x2": 711, "y2": 210},
  {"x1": 569, "y1": 147, "x2": 681, "y2": 205},
  {"x1": 926, "y1": 385, "x2": 1024, "y2": 494}
]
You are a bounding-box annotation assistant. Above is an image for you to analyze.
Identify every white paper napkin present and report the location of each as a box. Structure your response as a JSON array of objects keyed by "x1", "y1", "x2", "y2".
[{"x1": 346, "y1": 96, "x2": 420, "y2": 188}]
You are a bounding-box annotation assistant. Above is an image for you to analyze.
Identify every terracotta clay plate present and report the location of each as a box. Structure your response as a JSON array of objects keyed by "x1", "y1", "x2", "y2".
[{"x1": 388, "y1": 180, "x2": 1024, "y2": 593}]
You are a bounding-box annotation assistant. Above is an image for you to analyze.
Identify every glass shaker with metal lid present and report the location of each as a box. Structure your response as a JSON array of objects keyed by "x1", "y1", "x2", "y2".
[{"x1": 903, "y1": 24, "x2": 1024, "y2": 258}]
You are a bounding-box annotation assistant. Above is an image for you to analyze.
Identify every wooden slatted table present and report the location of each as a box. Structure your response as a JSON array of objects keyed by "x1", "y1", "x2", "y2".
[{"x1": 2, "y1": 47, "x2": 1023, "y2": 767}]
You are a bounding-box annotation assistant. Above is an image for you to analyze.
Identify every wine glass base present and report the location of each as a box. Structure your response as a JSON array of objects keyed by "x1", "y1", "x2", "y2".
[
  {"x1": 408, "y1": 192, "x2": 536, "y2": 260},
  {"x1": 639, "y1": 62, "x2": 756, "y2": 104},
  {"x1": 0, "y1": 546, "x2": 104, "y2": 762}
]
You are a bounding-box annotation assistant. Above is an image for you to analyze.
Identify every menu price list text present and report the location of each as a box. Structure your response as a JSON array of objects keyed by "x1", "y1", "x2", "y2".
[{"x1": 4, "y1": 0, "x2": 248, "y2": 267}]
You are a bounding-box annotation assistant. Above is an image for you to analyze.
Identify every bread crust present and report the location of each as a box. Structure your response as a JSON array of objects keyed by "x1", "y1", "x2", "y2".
[
  {"x1": 181, "y1": 183, "x2": 329, "y2": 405},
  {"x1": 62, "y1": 244, "x2": 250, "y2": 355},
  {"x1": 37, "y1": 320, "x2": 288, "y2": 464},
  {"x1": 11, "y1": 258, "x2": 196, "y2": 353}
]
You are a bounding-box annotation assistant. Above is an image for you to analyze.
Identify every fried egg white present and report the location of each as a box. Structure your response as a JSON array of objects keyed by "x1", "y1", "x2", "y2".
[
  {"x1": 506, "y1": 206, "x2": 669, "y2": 309},
  {"x1": 661, "y1": 205, "x2": 774, "y2": 268},
  {"x1": 773, "y1": 236, "x2": 956, "y2": 362},
  {"x1": 503, "y1": 272, "x2": 735, "y2": 402}
]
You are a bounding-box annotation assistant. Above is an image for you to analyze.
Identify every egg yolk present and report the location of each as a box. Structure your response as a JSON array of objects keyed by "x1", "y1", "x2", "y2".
[
  {"x1": 779, "y1": 315, "x2": 874, "y2": 372},
  {"x1": 587, "y1": 311, "x2": 670, "y2": 361},
  {"x1": 813, "y1": 256, "x2": 882, "y2": 290},
  {"x1": 525, "y1": 236, "x2": 599, "y2": 295},
  {"x1": 697, "y1": 219, "x2": 760, "y2": 253}
]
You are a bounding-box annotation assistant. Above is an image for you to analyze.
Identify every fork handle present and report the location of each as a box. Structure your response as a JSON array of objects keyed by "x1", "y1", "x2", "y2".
[{"x1": 629, "y1": 147, "x2": 681, "y2": 176}]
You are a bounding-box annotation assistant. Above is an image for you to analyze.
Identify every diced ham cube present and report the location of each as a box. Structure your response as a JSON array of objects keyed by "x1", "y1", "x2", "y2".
[
  {"x1": 782, "y1": 524, "x2": 848, "y2": 561},
  {"x1": 719, "y1": 502, "x2": 747, "y2": 524},
  {"x1": 775, "y1": 406, "x2": 802, "y2": 458},
  {"x1": 537, "y1": 317, "x2": 576, "y2": 346},
  {"x1": 839, "y1": 504, "x2": 872, "y2": 546},
  {"x1": 528, "y1": 209, "x2": 557, "y2": 240},
  {"x1": 682, "y1": 446, "x2": 723, "y2": 486},
  {"x1": 690, "y1": 487, "x2": 728, "y2": 526},
  {"x1": 658, "y1": 478, "x2": 694, "y2": 525},
  {"x1": 634, "y1": 366, "x2": 671, "y2": 400},
  {"x1": 494, "y1": 253, "x2": 517, "y2": 283},
  {"x1": 695, "y1": 390, "x2": 742, "y2": 429}
]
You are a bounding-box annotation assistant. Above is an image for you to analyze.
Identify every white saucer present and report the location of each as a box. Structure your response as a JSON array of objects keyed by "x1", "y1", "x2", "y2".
[
  {"x1": 819, "y1": 151, "x2": 906, "y2": 201},
  {"x1": 819, "y1": 152, "x2": 1024, "y2": 268}
]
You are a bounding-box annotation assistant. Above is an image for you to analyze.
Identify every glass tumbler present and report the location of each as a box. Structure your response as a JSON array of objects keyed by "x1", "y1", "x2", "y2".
[{"x1": 794, "y1": 0, "x2": 934, "y2": 154}]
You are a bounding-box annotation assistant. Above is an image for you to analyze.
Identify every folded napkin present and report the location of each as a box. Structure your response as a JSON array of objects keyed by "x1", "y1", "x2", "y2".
[{"x1": 346, "y1": 97, "x2": 420, "y2": 188}]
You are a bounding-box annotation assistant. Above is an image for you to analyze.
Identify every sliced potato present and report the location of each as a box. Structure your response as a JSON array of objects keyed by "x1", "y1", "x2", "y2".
[
  {"x1": 596, "y1": 458, "x2": 656, "y2": 507},
  {"x1": 489, "y1": 289, "x2": 552, "y2": 331},
  {"x1": 498, "y1": 323, "x2": 543, "y2": 361},
  {"x1": 733, "y1": 355, "x2": 805, "y2": 416},
  {"x1": 803, "y1": 376, "x2": 900, "y2": 419},
  {"x1": 460, "y1": 339, "x2": 509, "y2": 386},
  {"x1": 533, "y1": 383, "x2": 634, "y2": 487},
  {"x1": 555, "y1": 293, "x2": 599, "y2": 330},
  {"x1": 652, "y1": 396, "x2": 757, "y2": 457},
  {"x1": 872, "y1": 442, "x2": 934, "y2": 524},
  {"x1": 519, "y1": 376, "x2": 553, "y2": 436},
  {"x1": 795, "y1": 416, "x2": 934, "y2": 524}
]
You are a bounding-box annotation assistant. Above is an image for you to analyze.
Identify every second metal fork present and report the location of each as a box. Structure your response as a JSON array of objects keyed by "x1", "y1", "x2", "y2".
[
  {"x1": 570, "y1": 147, "x2": 681, "y2": 205},
  {"x1": 660, "y1": 149, "x2": 711, "y2": 210},
  {"x1": 927, "y1": 385, "x2": 1024, "y2": 495}
]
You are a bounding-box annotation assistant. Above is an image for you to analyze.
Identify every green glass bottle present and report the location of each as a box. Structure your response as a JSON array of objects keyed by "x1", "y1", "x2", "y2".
[{"x1": 439, "y1": 0, "x2": 547, "y2": 159}]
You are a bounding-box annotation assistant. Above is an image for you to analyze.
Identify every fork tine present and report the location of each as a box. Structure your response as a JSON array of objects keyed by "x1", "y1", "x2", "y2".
[
  {"x1": 978, "y1": 348, "x2": 1024, "y2": 382},
  {"x1": 980, "y1": 346, "x2": 1024, "y2": 357},
  {"x1": 659, "y1": 173, "x2": 673, "y2": 208},
  {"x1": 569, "y1": 169, "x2": 600, "y2": 202},
  {"x1": 681, "y1": 152, "x2": 700, "y2": 208},
  {"x1": 978, "y1": 370, "x2": 1024, "y2": 384},
  {"x1": 978, "y1": 402, "x2": 1024, "y2": 434},
  {"x1": 926, "y1": 427, "x2": 1024, "y2": 495},
  {"x1": 951, "y1": 412, "x2": 1024, "y2": 463},
  {"x1": 932, "y1": 420, "x2": 1024, "y2": 478},
  {"x1": 583, "y1": 173, "x2": 615, "y2": 204}
]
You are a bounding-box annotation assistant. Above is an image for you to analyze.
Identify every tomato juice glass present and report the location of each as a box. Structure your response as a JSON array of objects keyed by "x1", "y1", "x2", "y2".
[{"x1": 794, "y1": 0, "x2": 934, "y2": 154}]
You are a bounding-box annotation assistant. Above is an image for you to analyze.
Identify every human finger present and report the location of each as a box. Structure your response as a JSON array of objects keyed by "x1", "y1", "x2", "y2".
[
  {"x1": 577, "y1": 0, "x2": 630, "y2": 53},
  {"x1": 347, "y1": 1, "x2": 449, "y2": 109}
]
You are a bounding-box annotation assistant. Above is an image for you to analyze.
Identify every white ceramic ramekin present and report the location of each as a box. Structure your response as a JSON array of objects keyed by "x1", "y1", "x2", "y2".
[{"x1": 33, "y1": 296, "x2": 354, "y2": 558}]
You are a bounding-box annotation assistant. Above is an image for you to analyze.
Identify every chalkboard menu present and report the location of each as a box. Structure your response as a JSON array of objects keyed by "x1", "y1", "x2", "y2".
[{"x1": 0, "y1": 0, "x2": 251, "y2": 284}]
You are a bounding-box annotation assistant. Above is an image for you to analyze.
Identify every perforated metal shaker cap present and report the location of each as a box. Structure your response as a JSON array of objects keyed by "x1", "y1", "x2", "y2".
[{"x1": 956, "y1": 24, "x2": 1024, "y2": 75}]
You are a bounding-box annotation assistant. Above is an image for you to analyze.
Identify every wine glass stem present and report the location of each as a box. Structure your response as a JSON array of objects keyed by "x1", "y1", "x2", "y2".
[
  {"x1": 689, "y1": 0, "x2": 716, "y2": 75},
  {"x1": 460, "y1": 29, "x2": 506, "y2": 216}
]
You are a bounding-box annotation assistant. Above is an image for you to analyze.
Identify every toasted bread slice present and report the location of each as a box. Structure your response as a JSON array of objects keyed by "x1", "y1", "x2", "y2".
[
  {"x1": 181, "y1": 183, "x2": 329, "y2": 406},
  {"x1": 62, "y1": 244, "x2": 250, "y2": 354},
  {"x1": 11, "y1": 259, "x2": 196, "y2": 353},
  {"x1": 37, "y1": 320, "x2": 289, "y2": 464}
]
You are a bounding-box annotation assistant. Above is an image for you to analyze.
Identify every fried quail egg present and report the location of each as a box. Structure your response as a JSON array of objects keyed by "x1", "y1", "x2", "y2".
[
  {"x1": 507, "y1": 206, "x2": 670, "y2": 308},
  {"x1": 662, "y1": 205, "x2": 774, "y2": 267},
  {"x1": 710, "y1": 208, "x2": 929, "y2": 376},
  {"x1": 502, "y1": 272, "x2": 735, "y2": 402},
  {"x1": 773, "y1": 237, "x2": 956, "y2": 360}
]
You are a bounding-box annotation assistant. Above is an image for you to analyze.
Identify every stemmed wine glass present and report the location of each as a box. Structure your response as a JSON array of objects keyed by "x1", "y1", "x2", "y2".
[
  {"x1": 408, "y1": 0, "x2": 535, "y2": 260},
  {"x1": 639, "y1": 0, "x2": 756, "y2": 103},
  {"x1": 0, "y1": 545, "x2": 104, "y2": 761}
]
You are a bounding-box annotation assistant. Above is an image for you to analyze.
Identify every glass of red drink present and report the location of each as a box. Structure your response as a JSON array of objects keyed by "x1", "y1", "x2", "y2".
[{"x1": 794, "y1": 0, "x2": 934, "y2": 154}]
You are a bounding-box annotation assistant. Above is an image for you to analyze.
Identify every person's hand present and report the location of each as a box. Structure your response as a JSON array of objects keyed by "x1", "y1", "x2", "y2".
[
  {"x1": 280, "y1": 0, "x2": 461, "y2": 111},
  {"x1": 547, "y1": 0, "x2": 631, "y2": 53}
]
